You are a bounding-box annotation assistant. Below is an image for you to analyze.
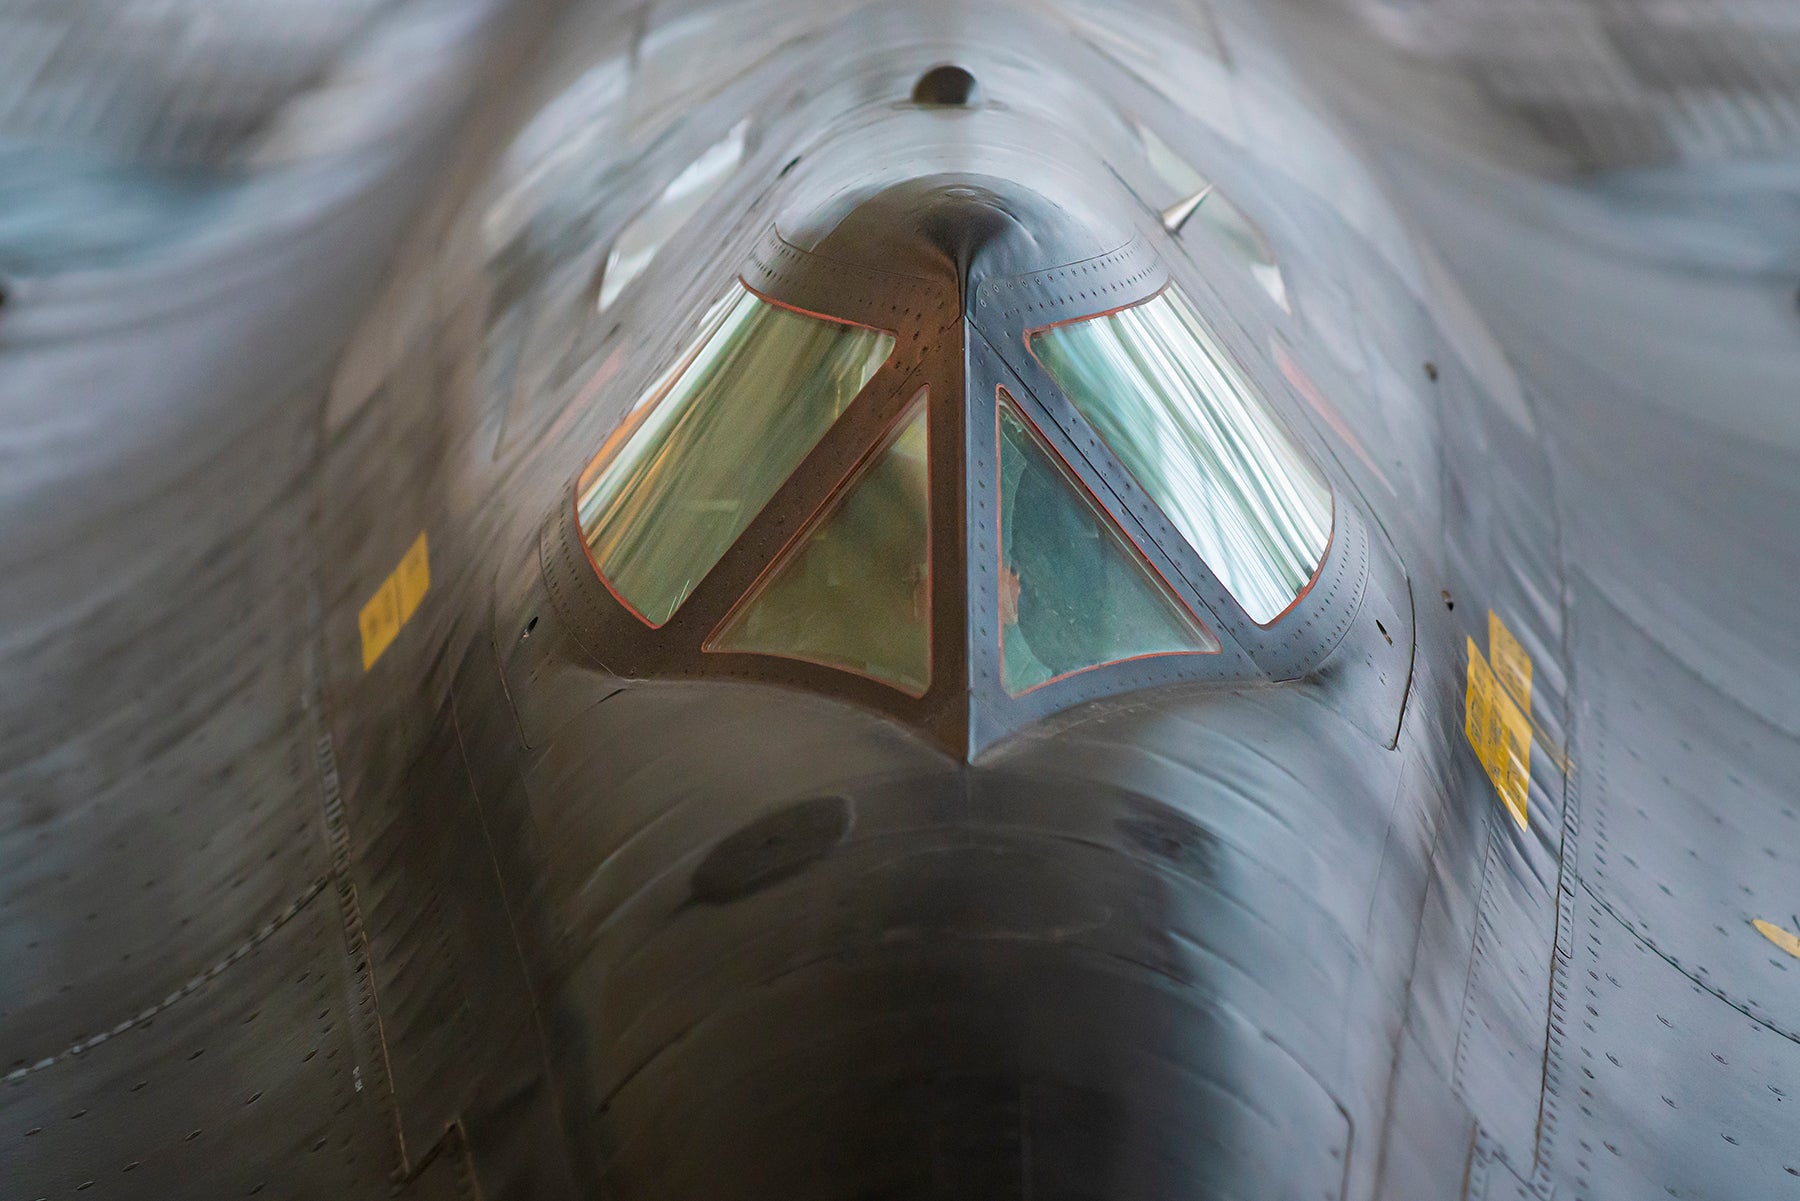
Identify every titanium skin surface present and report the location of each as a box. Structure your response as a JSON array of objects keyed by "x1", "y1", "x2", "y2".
[{"x1": 3, "y1": 1, "x2": 1797, "y2": 1198}]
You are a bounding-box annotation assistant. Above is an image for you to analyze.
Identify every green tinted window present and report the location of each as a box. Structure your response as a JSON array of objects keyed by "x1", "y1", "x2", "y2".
[
  {"x1": 707, "y1": 392, "x2": 931, "y2": 695},
  {"x1": 577, "y1": 285, "x2": 895, "y2": 625},
  {"x1": 1031, "y1": 286, "x2": 1330, "y2": 624},
  {"x1": 998, "y1": 392, "x2": 1217, "y2": 695}
]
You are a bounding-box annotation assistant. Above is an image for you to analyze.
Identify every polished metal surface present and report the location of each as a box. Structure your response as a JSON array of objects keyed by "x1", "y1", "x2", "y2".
[
  {"x1": 1295, "y1": 0, "x2": 1800, "y2": 169},
  {"x1": 3, "y1": 1, "x2": 1797, "y2": 1197}
]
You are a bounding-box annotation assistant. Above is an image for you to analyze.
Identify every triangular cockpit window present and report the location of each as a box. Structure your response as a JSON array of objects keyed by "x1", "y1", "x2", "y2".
[
  {"x1": 706, "y1": 390, "x2": 932, "y2": 696},
  {"x1": 998, "y1": 390, "x2": 1218, "y2": 695},
  {"x1": 576, "y1": 284, "x2": 895, "y2": 626}
]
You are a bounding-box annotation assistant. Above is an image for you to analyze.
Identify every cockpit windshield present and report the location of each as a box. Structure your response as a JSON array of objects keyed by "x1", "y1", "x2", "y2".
[
  {"x1": 576, "y1": 283, "x2": 895, "y2": 625},
  {"x1": 572, "y1": 235, "x2": 1341, "y2": 724},
  {"x1": 1030, "y1": 286, "x2": 1331, "y2": 624},
  {"x1": 998, "y1": 391, "x2": 1218, "y2": 694},
  {"x1": 707, "y1": 390, "x2": 932, "y2": 695}
]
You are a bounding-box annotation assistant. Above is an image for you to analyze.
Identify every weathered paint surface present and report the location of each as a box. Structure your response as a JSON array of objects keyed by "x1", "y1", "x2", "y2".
[{"x1": 4, "y1": 1, "x2": 1797, "y2": 1198}]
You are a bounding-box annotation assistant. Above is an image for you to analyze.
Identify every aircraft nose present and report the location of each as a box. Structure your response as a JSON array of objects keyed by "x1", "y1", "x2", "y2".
[{"x1": 570, "y1": 757, "x2": 1352, "y2": 1200}]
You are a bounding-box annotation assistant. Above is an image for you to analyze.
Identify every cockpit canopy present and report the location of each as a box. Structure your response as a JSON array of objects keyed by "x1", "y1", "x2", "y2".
[
  {"x1": 577, "y1": 284, "x2": 896, "y2": 627},
  {"x1": 1028, "y1": 286, "x2": 1331, "y2": 625},
  {"x1": 565, "y1": 177, "x2": 1342, "y2": 752},
  {"x1": 993, "y1": 386, "x2": 1221, "y2": 695}
]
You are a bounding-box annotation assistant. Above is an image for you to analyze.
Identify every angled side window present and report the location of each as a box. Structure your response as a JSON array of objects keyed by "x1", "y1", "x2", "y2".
[
  {"x1": 707, "y1": 390, "x2": 932, "y2": 696},
  {"x1": 1030, "y1": 286, "x2": 1331, "y2": 625},
  {"x1": 577, "y1": 283, "x2": 895, "y2": 625},
  {"x1": 998, "y1": 391, "x2": 1218, "y2": 696}
]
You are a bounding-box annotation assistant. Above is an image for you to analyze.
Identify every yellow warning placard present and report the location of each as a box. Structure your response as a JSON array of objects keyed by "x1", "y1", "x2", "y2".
[
  {"x1": 360, "y1": 531, "x2": 430, "y2": 670},
  {"x1": 394, "y1": 531, "x2": 431, "y2": 623},
  {"x1": 1487, "y1": 609, "x2": 1532, "y2": 714},
  {"x1": 1754, "y1": 919, "x2": 1800, "y2": 961},
  {"x1": 1466, "y1": 635, "x2": 1531, "y2": 830}
]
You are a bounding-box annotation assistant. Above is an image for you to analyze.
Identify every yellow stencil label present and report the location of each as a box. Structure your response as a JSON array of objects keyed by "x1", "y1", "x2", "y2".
[
  {"x1": 360, "y1": 531, "x2": 430, "y2": 670},
  {"x1": 1487, "y1": 609, "x2": 1532, "y2": 714},
  {"x1": 1466, "y1": 637, "x2": 1531, "y2": 830},
  {"x1": 394, "y1": 532, "x2": 431, "y2": 623},
  {"x1": 1754, "y1": 919, "x2": 1800, "y2": 961}
]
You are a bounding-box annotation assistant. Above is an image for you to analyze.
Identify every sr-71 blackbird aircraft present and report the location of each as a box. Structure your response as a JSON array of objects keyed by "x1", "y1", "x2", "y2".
[{"x1": 5, "y1": 0, "x2": 1800, "y2": 1198}]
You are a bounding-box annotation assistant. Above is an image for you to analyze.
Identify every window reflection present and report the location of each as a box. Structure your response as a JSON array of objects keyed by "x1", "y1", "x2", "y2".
[
  {"x1": 1185, "y1": 189, "x2": 1288, "y2": 311},
  {"x1": 597, "y1": 119, "x2": 747, "y2": 312},
  {"x1": 1030, "y1": 286, "x2": 1331, "y2": 624},
  {"x1": 1133, "y1": 119, "x2": 1289, "y2": 311},
  {"x1": 1134, "y1": 118, "x2": 1209, "y2": 202},
  {"x1": 998, "y1": 391, "x2": 1218, "y2": 695},
  {"x1": 577, "y1": 284, "x2": 894, "y2": 625}
]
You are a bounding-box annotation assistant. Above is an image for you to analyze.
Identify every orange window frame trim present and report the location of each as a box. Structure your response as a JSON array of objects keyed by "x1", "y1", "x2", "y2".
[
  {"x1": 994, "y1": 385, "x2": 1219, "y2": 699},
  {"x1": 701, "y1": 386, "x2": 934, "y2": 698},
  {"x1": 574, "y1": 277, "x2": 902, "y2": 630},
  {"x1": 1021, "y1": 285, "x2": 1335, "y2": 631}
]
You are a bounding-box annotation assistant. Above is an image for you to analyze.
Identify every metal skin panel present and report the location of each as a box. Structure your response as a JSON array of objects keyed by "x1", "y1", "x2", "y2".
[
  {"x1": 1474, "y1": 883, "x2": 1800, "y2": 1200},
  {"x1": 2, "y1": 885, "x2": 395, "y2": 1200},
  {"x1": 1571, "y1": 582, "x2": 1800, "y2": 1045},
  {"x1": 4, "y1": 0, "x2": 1798, "y2": 1199},
  {"x1": 512, "y1": 677, "x2": 1370, "y2": 1200}
]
